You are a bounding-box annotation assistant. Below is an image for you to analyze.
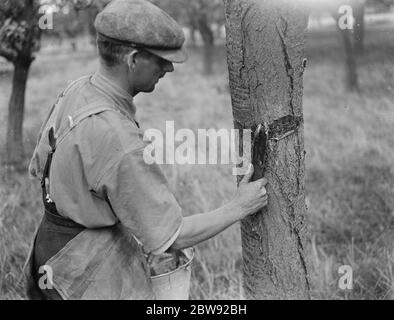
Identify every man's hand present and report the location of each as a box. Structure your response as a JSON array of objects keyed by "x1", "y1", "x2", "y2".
[
  {"x1": 170, "y1": 164, "x2": 268, "y2": 251},
  {"x1": 232, "y1": 164, "x2": 268, "y2": 219}
]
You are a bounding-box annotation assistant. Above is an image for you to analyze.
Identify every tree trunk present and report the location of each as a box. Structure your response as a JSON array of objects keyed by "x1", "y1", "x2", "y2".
[
  {"x1": 331, "y1": 8, "x2": 359, "y2": 92},
  {"x1": 202, "y1": 38, "x2": 214, "y2": 76},
  {"x1": 71, "y1": 41, "x2": 77, "y2": 52},
  {"x1": 189, "y1": 26, "x2": 197, "y2": 48},
  {"x1": 224, "y1": 0, "x2": 311, "y2": 299},
  {"x1": 1, "y1": 0, "x2": 40, "y2": 167},
  {"x1": 6, "y1": 59, "x2": 32, "y2": 165},
  {"x1": 339, "y1": 27, "x2": 359, "y2": 91},
  {"x1": 353, "y1": 2, "x2": 365, "y2": 54},
  {"x1": 197, "y1": 16, "x2": 215, "y2": 76}
]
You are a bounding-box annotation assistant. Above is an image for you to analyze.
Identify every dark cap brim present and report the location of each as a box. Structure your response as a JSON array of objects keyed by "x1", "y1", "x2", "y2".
[{"x1": 145, "y1": 47, "x2": 188, "y2": 63}]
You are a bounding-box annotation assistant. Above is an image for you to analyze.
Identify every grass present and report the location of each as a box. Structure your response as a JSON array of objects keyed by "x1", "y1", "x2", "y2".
[{"x1": 0, "y1": 27, "x2": 393, "y2": 300}]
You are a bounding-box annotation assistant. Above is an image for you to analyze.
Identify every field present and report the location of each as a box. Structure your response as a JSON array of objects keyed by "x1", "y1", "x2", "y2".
[{"x1": 0, "y1": 26, "x2": 393, "y2": 300}]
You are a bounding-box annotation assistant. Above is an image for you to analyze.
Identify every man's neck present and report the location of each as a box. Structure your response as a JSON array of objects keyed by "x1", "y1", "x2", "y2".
[{"x1": 97, "y1": 63, "x2": 138, "y2": 97}]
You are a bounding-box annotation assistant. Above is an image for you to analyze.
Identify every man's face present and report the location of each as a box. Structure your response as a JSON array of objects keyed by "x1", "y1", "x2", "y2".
[{"x1": 131, "y1": 50, "x2": 174, "y2": 93}]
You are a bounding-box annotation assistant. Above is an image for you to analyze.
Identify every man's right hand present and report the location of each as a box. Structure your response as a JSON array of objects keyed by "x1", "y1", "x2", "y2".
[
  {"x1": 170, "y1": 164, "x2": 268, "y2": 251},
  {"x1": 232, "y1": 164, "x2": 268, "y2": 219}
]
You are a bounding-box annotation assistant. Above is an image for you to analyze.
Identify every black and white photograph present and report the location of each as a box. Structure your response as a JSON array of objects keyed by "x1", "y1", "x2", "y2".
[{"x1": 0, "y1": 0, "x2": 393, "y2": 303}]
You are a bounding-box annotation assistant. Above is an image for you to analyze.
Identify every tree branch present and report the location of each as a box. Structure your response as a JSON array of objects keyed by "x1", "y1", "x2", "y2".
[{"x1": 0, "y1": 43, "x2": 17, "y2": 63}]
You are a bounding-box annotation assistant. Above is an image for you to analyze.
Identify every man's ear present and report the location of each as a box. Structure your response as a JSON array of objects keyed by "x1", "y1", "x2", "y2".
[{"x1": 126, "y1": 50, "x2": 139, "y2": 70}]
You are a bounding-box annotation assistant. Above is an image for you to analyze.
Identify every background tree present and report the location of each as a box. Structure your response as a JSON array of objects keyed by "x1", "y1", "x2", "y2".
[
  {"x1": 71, "y1": 0, "x2": 111, "y2": 43},
  {"x1": 0, "y1": 0, "x2": 109, "y2": 167},
  {"x1": 331, "y1": 1, "x2": 360, "y2": 91},
  {"x1": 353, "y1": 0, "x2": 366, "y2": 53},
  {"x1": 0, "y1": 0, "x2": 41, "y2": 166},
  {"x1": 340, "y1": 0, "x2": 394, "y2": 55},
  {"x1": 350, "y1": 0, "x2": 394, "y2": 55},
  {"x1": 224, "y1": 0, "x2": 311, "y2": 299},
  {"x1": 181, "y1": 0, "x2": 224, "y2": 75},
  {"x1": 315, "y1": 0, "x2": 393, "y2": 91},
  {"x1": 363, "y1": 0, "x2": 394, "y2": 51},
  {"x1": 51, "y1": 4, "x2": 87, "y2": 51},
  {"x1": 151, "y1": 0, "x2": 225, "y2": 75},
  {"x1": 310, "y1": 0, "x2": 362, "y2": 91}
]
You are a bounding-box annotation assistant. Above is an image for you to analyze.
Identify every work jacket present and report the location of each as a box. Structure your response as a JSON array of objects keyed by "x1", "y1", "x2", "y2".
[{"x1": 23, "y1": 71, "x2": 183, "y2": 299}]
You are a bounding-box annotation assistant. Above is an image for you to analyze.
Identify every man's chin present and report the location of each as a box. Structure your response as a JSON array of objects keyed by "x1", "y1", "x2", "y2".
[{"x1": 143, "y1": 84, "x2": 156, "y2": 93}]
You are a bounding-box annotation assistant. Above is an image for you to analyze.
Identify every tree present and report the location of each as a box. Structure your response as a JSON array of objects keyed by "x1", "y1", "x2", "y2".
[
  {"x1": 151, "y1": 0, "x2": 225, "y2": 75},
  {"x1": 72, "y1": 0, "x2": 111, "y2": 43},
  {"x1": 0, "y1": 0, "x2": 41, "y2": 166},
  {"x1": 338, "y1": 0, "x2": 394, "y2": 55},
  {"x1": 50, "y1": 5, "x2": 87, "y2": 51},
  {"x1": 182, "y1": 0, "x2": 224, "y2": 75},
  {"x1": 322, "y1": 0, "x2": 393, "y2": 90},
  {"x1": 223, "y1": 0, "x2": 311, "y2": 299},
  {"x1": 0, "y1": 0, "x2": 108, "y2": 167},
  {"x1": 353, "y1": 0, "x2": 366, "y2": 53},
  {"x1": 336, "y1": 17, "x2": 360, "y2": 91},
  {"x1": 362, "y1": 0, "x2": 394, "y2": 51},
  {"x1": 311, "y1": 0, "x2": 361, "y2": 91}
]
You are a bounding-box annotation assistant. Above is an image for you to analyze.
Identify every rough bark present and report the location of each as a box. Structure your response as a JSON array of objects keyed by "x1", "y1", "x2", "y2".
[{"x1": 223, "y1": 0, "x2": 311, "y2": 299}]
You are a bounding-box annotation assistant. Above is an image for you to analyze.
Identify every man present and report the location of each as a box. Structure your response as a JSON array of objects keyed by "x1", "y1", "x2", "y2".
[{"x1": 24, "y1": 0, "x2": 268, "y2": 300}]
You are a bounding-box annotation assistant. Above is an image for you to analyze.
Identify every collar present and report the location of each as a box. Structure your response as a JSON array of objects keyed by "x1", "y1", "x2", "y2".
[{"x1": 90, "y1": 70, "x2": 136, "y2": 121}]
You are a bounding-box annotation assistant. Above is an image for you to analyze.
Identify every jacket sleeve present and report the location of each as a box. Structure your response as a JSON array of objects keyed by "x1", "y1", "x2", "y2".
[{"x1": 95, "y1": 146, "x2": 183, "y2": 254}]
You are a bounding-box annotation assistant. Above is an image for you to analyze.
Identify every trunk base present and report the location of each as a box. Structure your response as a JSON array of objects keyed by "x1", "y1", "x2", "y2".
[{"x1": 5, "y1": 60, "x2": 32, "y2": 167}]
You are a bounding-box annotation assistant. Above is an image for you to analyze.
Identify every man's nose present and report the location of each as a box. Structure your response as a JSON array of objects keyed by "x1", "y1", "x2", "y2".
[{"x1": 162, "y1": 60, "x2": 174, "y2": 73}]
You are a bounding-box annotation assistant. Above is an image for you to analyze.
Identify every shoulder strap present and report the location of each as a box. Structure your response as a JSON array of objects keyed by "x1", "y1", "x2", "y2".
[
  {"x1": 54, "y1": 103, "x2": 115, "y2": 149},
  {"x1": 61, "y1": 76, "x2": 91, "y2": 98},
  {"x1": 41, "y1": 103, "x2": 114, "y2": 196}
]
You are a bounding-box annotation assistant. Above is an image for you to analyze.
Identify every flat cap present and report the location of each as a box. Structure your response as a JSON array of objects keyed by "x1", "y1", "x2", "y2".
[{"x1": 94, "y1": 0, "x2": 187, "y2": 63}]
